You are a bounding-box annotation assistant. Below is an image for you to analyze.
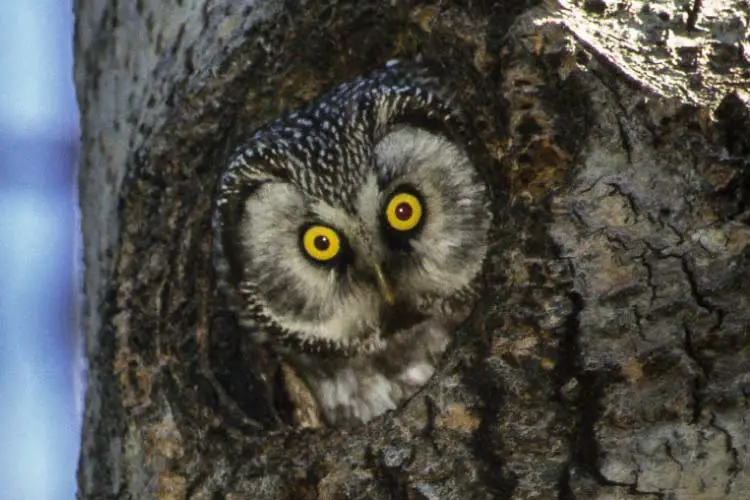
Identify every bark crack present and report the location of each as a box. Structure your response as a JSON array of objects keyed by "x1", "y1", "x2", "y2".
[
  {"x1": 639, "y1": 252, "x2": 657, "y2": 309},
  {"x1": 682, "y1": 323, "x2": 707, "y2": 423},
  {"x1": 589, "y1": 68, "x2": 633, "y2": 163},
  {"x1": 677, "y1": 255, "x2": 725, "y2": 424},
  {"x1": 557, "y1": 287, "x2": 585, "y2": 500},
  {"x1": 709, "y1": 414, "x2": 741, "y2": 495},
  {"x1": 678, "y1": 257, "x2": 712, "y2": 314},
  {"x1": 663, "y1": 441, "x2": 684, "y2": 471},
  {"x1": 560, "y1": 290, "x2": 630, "y2": 493}
]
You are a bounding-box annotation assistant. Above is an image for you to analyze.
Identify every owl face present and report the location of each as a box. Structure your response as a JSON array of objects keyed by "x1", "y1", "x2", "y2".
[{"x1": 215, "y1": 62, "x2": 490, "y2": 354}]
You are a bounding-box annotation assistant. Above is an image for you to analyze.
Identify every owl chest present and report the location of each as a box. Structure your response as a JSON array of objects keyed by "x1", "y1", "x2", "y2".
[{"x1": 290, "y1": 323, "x2": 450, "y2": 425}]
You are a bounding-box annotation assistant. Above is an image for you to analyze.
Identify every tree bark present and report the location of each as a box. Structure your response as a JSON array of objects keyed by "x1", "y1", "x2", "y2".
[{"x1": 75, "y1": 0, "x2": 750, "y2": 498}]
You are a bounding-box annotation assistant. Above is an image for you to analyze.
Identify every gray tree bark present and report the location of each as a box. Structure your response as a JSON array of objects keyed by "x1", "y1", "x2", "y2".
[{"x1": 75, "y1": 0, "x2": 750, "y2": 498}]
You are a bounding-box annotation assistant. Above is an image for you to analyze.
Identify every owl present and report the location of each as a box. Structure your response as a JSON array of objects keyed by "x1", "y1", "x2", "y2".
[{"x1": 213, "y1": 60, "x2": 490, "y2": 427}]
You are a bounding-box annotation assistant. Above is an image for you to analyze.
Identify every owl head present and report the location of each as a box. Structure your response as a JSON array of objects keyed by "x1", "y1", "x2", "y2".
[{"x1": 214, "y1": 61, "x2": 490, "y2": 354}]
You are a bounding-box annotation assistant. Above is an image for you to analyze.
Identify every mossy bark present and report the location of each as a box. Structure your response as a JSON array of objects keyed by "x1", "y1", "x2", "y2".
[{"x1": 76, "y1": 0, "x2": 750, "y2": 498}]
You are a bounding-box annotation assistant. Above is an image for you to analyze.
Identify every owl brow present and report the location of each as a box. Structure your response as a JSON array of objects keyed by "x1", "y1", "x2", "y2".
[
  {"x1": 302, "y1": 209, "x2": 323, "y2": 224},
  {"x1": 385, "y1": 110, "x2": 463, "y2": 144},
  {"x1": 227, "y1": 179, "x2": 277, "y2": 211}
]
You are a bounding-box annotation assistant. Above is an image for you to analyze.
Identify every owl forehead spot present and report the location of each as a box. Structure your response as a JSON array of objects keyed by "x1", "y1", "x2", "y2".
[{"x1": 236, "y1": 132, "x2": 372, "y2": 209}]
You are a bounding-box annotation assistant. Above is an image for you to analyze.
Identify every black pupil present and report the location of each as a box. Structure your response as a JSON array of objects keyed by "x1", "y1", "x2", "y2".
[
  {"x1": 395, "y1": 202, "x2": 413, "y2": 221},
  {"x1": 314, "y1": 235, "x2": 330, "y2": 251}
]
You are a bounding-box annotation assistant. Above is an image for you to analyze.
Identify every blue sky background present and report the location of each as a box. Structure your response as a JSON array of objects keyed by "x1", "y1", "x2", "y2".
[{"x1": 0, "y1": 1, "x2": 81, "y2": 499}]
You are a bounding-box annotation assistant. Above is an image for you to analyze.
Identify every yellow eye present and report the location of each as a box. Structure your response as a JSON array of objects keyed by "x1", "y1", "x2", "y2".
[
  {"x1": 301, "y1": 225, "x2": 341, "y2": 262},
  {"x1": 385, "y1": 192, "x2": 423, "y2": 231}
]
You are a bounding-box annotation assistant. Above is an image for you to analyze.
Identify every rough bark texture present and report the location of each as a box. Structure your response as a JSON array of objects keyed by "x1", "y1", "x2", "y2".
[{"x1": 76, "y1": 0, "x2": 750, "y2": 498}]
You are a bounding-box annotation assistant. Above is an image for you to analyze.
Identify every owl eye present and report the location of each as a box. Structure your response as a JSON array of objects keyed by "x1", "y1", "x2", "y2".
[
  {"x1": 301, "y1": 225, "x2": 341, "y2": 262},
  {"x1": 385, "y1": 191, "x2": 423, "y2": 232}
]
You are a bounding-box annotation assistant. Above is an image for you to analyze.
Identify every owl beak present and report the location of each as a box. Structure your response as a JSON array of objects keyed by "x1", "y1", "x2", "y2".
[{"x1": 373, "y1": 264, "x2": 395, "y2": 305}]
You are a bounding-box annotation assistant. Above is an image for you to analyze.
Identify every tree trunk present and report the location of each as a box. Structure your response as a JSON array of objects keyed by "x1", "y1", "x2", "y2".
[{"x1": 75, "y1": 0, "x2": 750, "y2": 498}]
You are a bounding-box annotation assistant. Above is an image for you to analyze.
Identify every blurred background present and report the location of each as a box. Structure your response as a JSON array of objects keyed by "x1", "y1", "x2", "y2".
[{"x1": 0, "y1": 1, "x2": 81, "y2": 499}]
